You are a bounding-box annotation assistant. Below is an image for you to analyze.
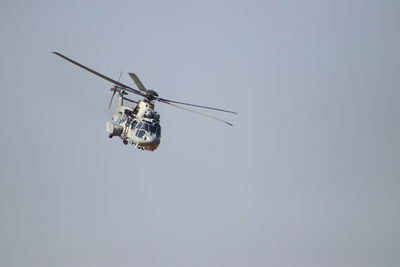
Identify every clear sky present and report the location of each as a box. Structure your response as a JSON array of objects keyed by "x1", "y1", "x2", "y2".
[{"x1": 1, "y1": 0, "x2": 399, "y2": 267}]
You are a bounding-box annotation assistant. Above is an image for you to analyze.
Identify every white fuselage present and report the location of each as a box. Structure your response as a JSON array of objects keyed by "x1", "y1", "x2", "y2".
[{"x1": 106, "y1": 100, "x2": 161, "y2": 151}]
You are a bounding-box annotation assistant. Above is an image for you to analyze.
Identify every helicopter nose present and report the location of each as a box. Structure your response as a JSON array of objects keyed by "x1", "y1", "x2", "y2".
[{"x1": 143, "y1": 135, "x2": 156, "y2": 143}]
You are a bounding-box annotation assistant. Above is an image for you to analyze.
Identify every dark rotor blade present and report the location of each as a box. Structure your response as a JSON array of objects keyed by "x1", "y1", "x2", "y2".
[
  {"x1": 158, "y1": 99, "x2": 233, "y2": 126},
  {"x1": 108, "y1": 90, "x2": 116, "y2": 109},
  {"x1": 52, "y1": 52, "x2": 145, "y2": 97},
  {"x1": 128, "y1": 73, "x2": 147, "y2": 92},
  {"x1": 108, "y1": 71, "x2": 123, "y2": 110},
  {"x1": 122, "y1": 97, "x2": 139, "y2": 104},
  {"x1": 157, "y1": 97, "x2": 237, "y2": 114}
]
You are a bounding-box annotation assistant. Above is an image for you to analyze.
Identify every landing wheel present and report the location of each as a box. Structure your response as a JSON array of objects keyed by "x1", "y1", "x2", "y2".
[
  {"x1": 109, "y1": 134, "x2": 113, "y2": 138},
  {"x1": 123, "y1": 140, "x2": 128, "y2": 145}
]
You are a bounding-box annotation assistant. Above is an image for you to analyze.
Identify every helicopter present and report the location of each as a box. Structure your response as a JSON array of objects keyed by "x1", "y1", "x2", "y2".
[{"x1": 52, "y1": 52, "x2": 236, "y2": 151}]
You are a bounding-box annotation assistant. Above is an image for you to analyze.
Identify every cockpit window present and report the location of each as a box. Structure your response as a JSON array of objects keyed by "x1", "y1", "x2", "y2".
[
  {"x1": 141, "y1": 123, "x2": 149, "y2": 131},
  {"x1": 134, "y1": 121, "x2": 161, "y2": 137},
  {"x1": 136, "y1": 130, "x2": 145, "y2": 138},
  {"x1": 149, "y1": 125, "x2": 157, "y2": 134}
]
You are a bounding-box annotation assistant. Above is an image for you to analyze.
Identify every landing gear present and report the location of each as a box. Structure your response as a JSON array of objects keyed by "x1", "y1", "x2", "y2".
[
  {"x1": 109, "y1": 134, "x2": 113, "y2": 138},
  {"x1": 123, "y1": 140, "x2": 128, "y2": 145}
]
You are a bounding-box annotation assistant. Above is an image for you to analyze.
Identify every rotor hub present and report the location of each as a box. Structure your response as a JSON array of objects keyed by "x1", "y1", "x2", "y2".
[{"x1": 145, "y1": 89, "x2": 159, "y2": 100}]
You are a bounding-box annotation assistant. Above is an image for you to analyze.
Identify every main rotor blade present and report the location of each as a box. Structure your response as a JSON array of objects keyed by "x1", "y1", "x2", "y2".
[
  {"x1": 157, "y1": 97, "x2": 237, "y2": 114},
  {"x1": 53, "y1": 52, "x2": 237, "y2": 116},
  {"x1": 128, "y1": 73, "x2": 147, "y2": 92},
  {"x1": 122, "y1": 97, "x2": 139, "y2": 104},
  {"x1": 52, "y1": 52, "x2": 145, "y2": 97},
  {"x1": 108, "y1": 90, "x2": 116, "y2": 109},
  {"x1": 108, "y1": 71, "x2": 124, "y2": 109},
  {"x1": 158, "y1": 99, "x2": 233, "y2": 126}
]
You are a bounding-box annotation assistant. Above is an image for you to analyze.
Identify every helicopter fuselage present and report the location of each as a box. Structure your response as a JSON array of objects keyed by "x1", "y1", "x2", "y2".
[{"x1": 106, "y1": 100, "x2": 161, "y2": 151}]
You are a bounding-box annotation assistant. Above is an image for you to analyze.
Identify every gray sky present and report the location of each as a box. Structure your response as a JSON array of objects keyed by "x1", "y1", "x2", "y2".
[{"x1": 1, "y1": 0, "x2": 399, "y2": 266}]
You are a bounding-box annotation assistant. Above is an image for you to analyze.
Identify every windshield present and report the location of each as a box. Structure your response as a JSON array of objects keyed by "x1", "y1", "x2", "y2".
[
  {"x1": 149, "y1": 125, "x2": 157, "y2": 134},
  {"x1": 150, "y1": 123, "x2": 161, "y2": 137},
  {"x1": 134, "y1": 121, "x2": 161, "y2": 137},
  {"x1": 130, "y1": 120, "x2": 138, "y2": 129},
  {"x1": 141, "y1": 123, "x2": 149, "y2": 131},
  {"x1": 135, "y1": 122, "x2": 143, "y2": 129},
  {"x1": 136, "y1": 130, "x2": 145, "y2": 138}
]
